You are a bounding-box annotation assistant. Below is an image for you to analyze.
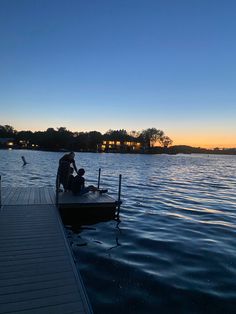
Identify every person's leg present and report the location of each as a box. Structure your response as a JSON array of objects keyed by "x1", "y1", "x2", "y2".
[
  {"x1": 60, "y1": 161, "x2": 70, "y2": 192},
  {"x1": 88, "y1": 185, "x2": 97, "y2": 192},
  {"x1": 99, "y1": 188, "x2": 108, "y2": 194},
  {"x1": 78, "y1": 186, "x2": 91, "y2": 195}
]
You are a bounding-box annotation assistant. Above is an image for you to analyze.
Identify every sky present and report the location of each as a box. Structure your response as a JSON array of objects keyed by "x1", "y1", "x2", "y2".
[{"x1": 0, "y1": 0, "x2": 236, "y2": 148}]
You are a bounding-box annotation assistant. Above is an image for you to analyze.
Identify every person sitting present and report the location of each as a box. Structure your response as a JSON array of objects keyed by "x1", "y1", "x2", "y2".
[{"x1": 72, "y1": 168, "x2": 97, "y2": 195}]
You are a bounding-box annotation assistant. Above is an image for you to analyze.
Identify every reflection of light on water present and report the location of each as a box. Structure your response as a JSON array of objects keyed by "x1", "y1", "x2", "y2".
[
  {"x1": 1, "y1": 150, "x2": 236, "y2": 314},
  {"x1": 8, "y1": 148, "x2": 12, "y2": 150}
]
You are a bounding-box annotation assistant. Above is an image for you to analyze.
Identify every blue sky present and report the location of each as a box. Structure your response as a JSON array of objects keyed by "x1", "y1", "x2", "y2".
[{"x1": 0, "y1": 0, "x2": 236, "y2": 147}]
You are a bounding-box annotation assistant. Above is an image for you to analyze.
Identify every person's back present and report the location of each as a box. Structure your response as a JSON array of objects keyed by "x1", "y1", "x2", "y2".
[
  {"x1": 72, "y1": 173, "x2": 85, "y2": 195},
  {"x1": 72, "y1": 168, "x2": 101, "y2": 195},
  {"x1": 67, "y1": 167, "x2": 75, "y2": 191}
]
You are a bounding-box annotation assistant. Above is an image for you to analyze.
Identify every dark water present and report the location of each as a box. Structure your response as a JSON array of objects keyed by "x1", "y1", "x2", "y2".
[{"x1": 1, "y1": 150, "x2": 236, "y2": 313}]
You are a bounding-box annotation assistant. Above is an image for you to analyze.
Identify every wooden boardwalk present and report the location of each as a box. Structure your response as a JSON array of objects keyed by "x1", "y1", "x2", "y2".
[{"x1": 0, "y1": 187, "x2": 92, "y2": 314}]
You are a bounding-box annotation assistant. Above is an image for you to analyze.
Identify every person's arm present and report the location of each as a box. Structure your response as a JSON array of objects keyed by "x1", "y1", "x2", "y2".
[
  {"x1": 72, "y1": 159, "x2": 78, "y2": 173},
  {"x1": 82, "y1": 177, "x2": 85, "y2": 189}
]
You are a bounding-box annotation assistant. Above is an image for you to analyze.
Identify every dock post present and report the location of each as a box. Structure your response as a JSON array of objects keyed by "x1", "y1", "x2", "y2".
[
  {"x1": 97, "y1": 168, "x2": 101, "y2": 189},
  {"x1": 56, "y1": 174, "x2": 59, "y2": 208},
  {"x1": 117, "y1": 174, "x2": 122, "y2": 215},
  {"x1": 0, "y1": 175, "x2": 1, "y2": 209}
]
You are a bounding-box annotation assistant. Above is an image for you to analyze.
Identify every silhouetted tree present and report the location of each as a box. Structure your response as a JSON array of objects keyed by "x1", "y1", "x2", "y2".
[
  {"x1": 0, "y1": 125, "x2": 16, "y2": 137},
  {"x1": 129, "y1": 130, "x2": 140, "y2": 138},
  {"x1": 73, "y1": 132, "x2": 89, "y2": 151},
  {"x1": 159, "y1": 136, "x2": 173, "y2": 148},
  {"x1": 55, "y1": 127, "x2": 73, "y2": 149},
  {"x1": 140, "y1": 128, "x2": 164, "y2": 148},
  {"x1": 0, "y1": 125, "x2": 179, "y2": 153},
  {"x1": 16, "y1": 130, "x2": 33, "y2": 141},
  {"x1": 42, "y1": 128, "x2": 57, "y2": 149},
  {"x1": 87, "y1": 131, "x2": 103, "y2": 151},
  {"x1": 104, "y1": 129, "x2": 131, "y2": 141}
]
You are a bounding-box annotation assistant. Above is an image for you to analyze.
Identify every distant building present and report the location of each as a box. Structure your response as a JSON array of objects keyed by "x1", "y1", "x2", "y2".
[
  {"x1": 18, "y1": 140, "x2": 39, "y2": 149},
  {"x1": 19, "y1": 140, "x2": 28, "y2": 148},
  {"x1": 0, "y1": 138, "x2": 15, "y2": 148},
  {"x1": 98, "y1": 140, "x2": 142, "y2": 152}
]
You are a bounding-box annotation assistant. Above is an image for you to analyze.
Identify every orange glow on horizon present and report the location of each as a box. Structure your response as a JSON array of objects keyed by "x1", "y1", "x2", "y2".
[
  {"x1": 7, "y1": 121, "x2": 236, "y2": 149},
  {"x1": 170, "y1": 133, "x2": 236, "y2": 149}
]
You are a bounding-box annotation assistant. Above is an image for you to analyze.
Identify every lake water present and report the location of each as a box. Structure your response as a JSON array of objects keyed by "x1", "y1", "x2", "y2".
[{"x1": 1, "y1": 149, "x2": 236, "y2": 313}]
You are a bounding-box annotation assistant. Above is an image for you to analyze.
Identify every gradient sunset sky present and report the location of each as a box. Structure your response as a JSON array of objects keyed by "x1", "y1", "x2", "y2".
[{"x1": 0, "y1": 0, "x2": 235, "y2": 148}]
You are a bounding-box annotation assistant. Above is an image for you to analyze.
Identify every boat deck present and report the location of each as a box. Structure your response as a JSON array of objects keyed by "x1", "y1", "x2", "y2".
[{"x1": 0, "y1": 187, "x2": 92, "y2": 314}]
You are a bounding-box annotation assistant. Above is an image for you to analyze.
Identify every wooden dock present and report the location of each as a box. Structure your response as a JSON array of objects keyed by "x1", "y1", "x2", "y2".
[
  {"x1": 0, "y1": 187, "x2": 93, "y2": 314},
  {"x1": 58, "y1": 190, "x2": 118, "y2": 225},
  {"x1": 1, "y1": 187, "x2": 118, "y2": 209},
  {"x1": 58, "y1": 190, "x2": 117, "y2": 209}
]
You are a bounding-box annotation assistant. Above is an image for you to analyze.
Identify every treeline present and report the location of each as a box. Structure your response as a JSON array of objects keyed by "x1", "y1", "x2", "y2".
[
  {"x1": 1, "y1": 125, "x2": 236, "y2": 154},
  {"x1": 167, "y1": 145, "x2": 236, "y2": 155},
  {"x1": 0, "y1": 125, "x2": 173, "y2": 151}
]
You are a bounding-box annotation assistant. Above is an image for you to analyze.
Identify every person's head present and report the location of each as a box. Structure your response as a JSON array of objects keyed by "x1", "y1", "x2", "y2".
[
  {"x1": 69, "y1": 152, "x2": 75, "y2": 159},
  {"x1": 78, "y1": 168, "x2": 85, "y2": 176}
]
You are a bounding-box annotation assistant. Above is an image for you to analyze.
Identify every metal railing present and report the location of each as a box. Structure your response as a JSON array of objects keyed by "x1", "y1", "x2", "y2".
[{"x1": 97, "y1": 168, "x2": 122, "y2": 199}]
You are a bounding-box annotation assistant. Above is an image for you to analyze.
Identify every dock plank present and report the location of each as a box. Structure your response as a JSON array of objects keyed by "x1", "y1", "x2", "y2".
[
  {"x1": 0, "y1": 284, "x2": 78, "y2": 304},
  {"x1": 1, "y1": 187, "x2": 12, "y2": 205},
  {"x1": 21, "y1": 186, "x2": 31, "y2": 204},
  {"x1": 28, "y1": 186, "x2": 36, "y2": 205},
  {"x1": 0, "y1": 202, "x2": 92, "y2": 314},
  {"x1": 48, "y1": 187, "x2": 56, "y2": 204},
  {"x1": 33, "y1": 186, "x2": 40, "y2": 204},
  {"x1": 5, "y1": 301, "x2": 84, "y2": 314},
  {"x1": 44, "y1": 186, "x2": 54, "y2": 204},
  {"x1": 0, "y1": 292, "x2": 83, "y2": 313},
  {"x1": 2, "y1": 187, "x2": 17, "y2": 205},
  {"x1": 0, "y1": 275, "x2": 75, "y2": 294},
  {"x1": 9, "y1": 187, "x2": 22, "y2": 205}
]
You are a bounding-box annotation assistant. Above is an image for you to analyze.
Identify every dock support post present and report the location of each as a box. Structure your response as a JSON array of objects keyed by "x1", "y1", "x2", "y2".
[
  {"x1": 117, "y1": 174, "x2": 122, "y2": 215},
  {"x1": 97, "y1": 168, "x2": 101, "y2": 189},
  {"x1": 0, "y1": 175, "x2": 1, "y2": 209},
  {"x1": 56, "y1": 174, "x2": 59, "y2": 208}
]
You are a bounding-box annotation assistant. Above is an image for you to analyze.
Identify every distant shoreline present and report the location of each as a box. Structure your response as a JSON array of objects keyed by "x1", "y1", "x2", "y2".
[{"x1": 1, "y1": 147, "x2": 236, "y2": 156}]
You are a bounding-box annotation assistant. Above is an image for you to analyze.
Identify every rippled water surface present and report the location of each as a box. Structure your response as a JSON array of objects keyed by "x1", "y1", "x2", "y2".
[{"x1": 1, "y1": 150, "x2": 236, "y2": 313}]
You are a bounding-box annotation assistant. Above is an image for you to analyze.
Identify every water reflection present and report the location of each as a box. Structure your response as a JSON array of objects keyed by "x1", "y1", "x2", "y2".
[{"x1": 1, "y1": 150, "x2": 236, "y2": 313}]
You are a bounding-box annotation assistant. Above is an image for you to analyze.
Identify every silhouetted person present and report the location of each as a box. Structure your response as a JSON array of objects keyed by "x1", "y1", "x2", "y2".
[
  {"x1": 57, "y1": 152, "x2": 78, "y2": 191},
  {"x1": 67, "y1": 167, "x2": 74, "y2": 191},
  {"x1": 72, "y1": 168, "x2": 97, "y2": 195},
  {"x1": 72, "y1": 168, "x2": 108, "y2": 195}
]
